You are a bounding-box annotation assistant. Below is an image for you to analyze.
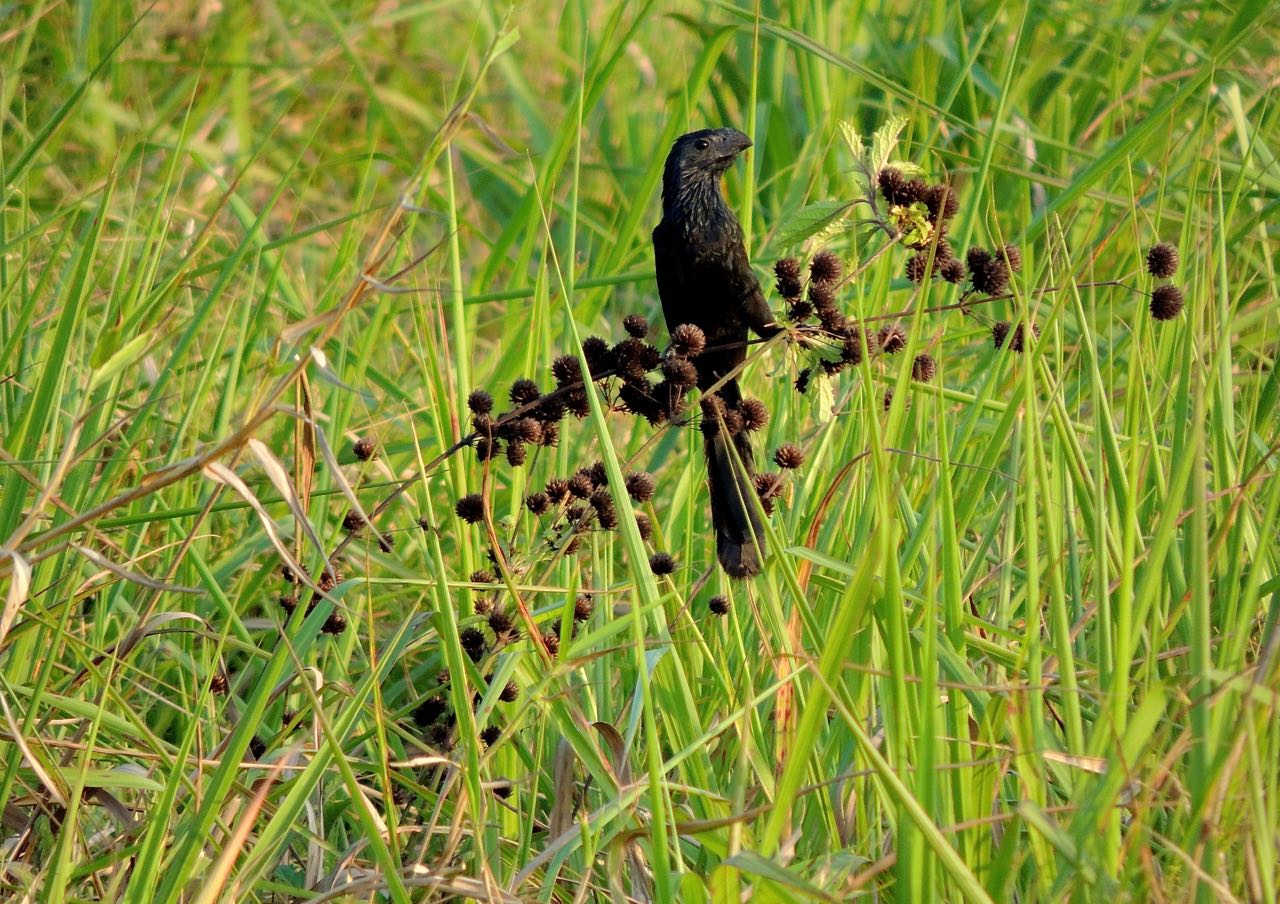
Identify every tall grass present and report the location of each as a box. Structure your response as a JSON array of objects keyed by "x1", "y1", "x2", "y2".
[{"x1": 2, "y1": 1, "x2": 1277, "y2": 900}]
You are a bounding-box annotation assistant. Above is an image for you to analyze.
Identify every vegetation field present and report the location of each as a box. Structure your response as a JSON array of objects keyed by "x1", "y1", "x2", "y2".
[{"x1": 2, "y1": 0, "x2": 1278, "y2": 900}]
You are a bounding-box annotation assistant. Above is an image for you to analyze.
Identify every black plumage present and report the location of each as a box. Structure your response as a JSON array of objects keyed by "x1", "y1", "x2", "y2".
[{"x1": 652, "y1": 128, "x2": 779, "y2": 578}]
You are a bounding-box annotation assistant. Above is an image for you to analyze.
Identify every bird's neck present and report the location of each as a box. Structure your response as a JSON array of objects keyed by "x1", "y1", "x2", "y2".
[{"x1": 662, "y1": 172, "x2": 733, "y2": 237}]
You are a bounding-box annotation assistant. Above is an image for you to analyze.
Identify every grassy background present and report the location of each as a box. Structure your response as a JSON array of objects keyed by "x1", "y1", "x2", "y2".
[{"x1": 2, "y1": 0, "x2": 1278, "y2": 900}]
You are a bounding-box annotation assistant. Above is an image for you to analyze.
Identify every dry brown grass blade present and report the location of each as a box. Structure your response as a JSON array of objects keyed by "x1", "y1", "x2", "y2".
[
  {"x1": 68, "y1": 544, "x2": 202, "y2": 595},
  {"x1": 191, "y1": 749, "x2": 293, "y2": 904},
  {"x1": 295, "y1": 370, "x2": 317, "y2": 552},
  {"x1": 0, "y1": 549, "x2": 31, "y2": 649}
]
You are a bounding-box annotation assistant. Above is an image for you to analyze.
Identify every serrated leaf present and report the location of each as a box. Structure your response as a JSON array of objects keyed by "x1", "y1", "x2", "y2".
[
  {"x1": 838, "y1": 120, "x2": 865, "y2": 162},
  {"x1": 870, "y1": 114, "x2": 909, "y2": 175},
  {"x1": 885, "y1": 159, "x2": 927, "y2": 178},
  {"x1": 778, "y1": 200, "x2": 851, "y2": 248}
]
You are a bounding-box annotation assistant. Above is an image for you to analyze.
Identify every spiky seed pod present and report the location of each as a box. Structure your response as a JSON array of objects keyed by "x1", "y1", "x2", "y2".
[
  {"x1": 467, "y1": 390, "x2": 494, "y2": 416},
  {"x1": 637, "y1": 343, "x2": 661, "y2": 372},
  {"x1": 318, "y1": 566, "x2": 343, "y2": 593},
  {"x1": 882, "y1": 388, "x2": 895, "y2": 411},
  {"x1": 649, "y1": 552, "x2": 677, "y2": 575},
  {"x1": 788, "y1": 299, "x2": 814, "y2": 322},
  {"x1": 1150, "y1": 284, "x2": 1184, "y2": 321},
  {"x1": 1001, "y1": 244, "x2": 1022, "y2": 273},
  {"x1": 902, "y1": 178, "x2": 927, "y2": 204},
  {"x1": 906, "y1": 254, "x2": 930, "y2": 284},
  {"x1": 413, "y1": 695, "x2": 448, "y2": 726},
  {"x1": 754, "y1": 472, "x2": 785, "y2": 502},
  {"x1": 564, "y1": 388, "x2": 590, "y2": 418},
  {"x1": 342, "y1": 510, "x2": 365, "y2": 533},
  {"x1": 992, "y1": 321, "x2": 1012, "y2": 349},
  {"x1": 574, "y1": 594, "x2": 595, "y2": 622},
  {"x1": 416, "y1": 517, "x2": 433, "y2": 532},
  {"x1": 424, "y1": 722, "x2": 453, "y2": 750},
  {"x1": 460, "y1": 626, "x2": 487, "y2": 662},
  {"x1": 795, "y1": 368, "x2": 813, "y2": 394},
  {"x1": 525, "y1": 491, "x2": 551, "y2": 515},
  {"x1": 940, "y1": 257, "x2": 966, "y2": 284},
  {"x1": 721, "y1": 408, "x2": 744, "y2": 436},
  {"x1": 967, "y1": 247, "x2": 1009, "y2": 296},
  {"x1": 250, "y1": 736, "x2": 267, "y2": 759},
  {"x1": 567, "y1": 473, "x2": 593, "y2": 499},
  {"x1": 471, "y1": 569, "x2": 495, "y2": 585},
  {"x1": 584, "y1": 461, "x2": 607, "y2": 486},
  {"x1": 634, "y1": 511, "x2": 654, "y2": 541},
  {"x1": 739, "y1": 398, "x2": 769, "y2": 432},
  {"x1": 505, "y1": 441, "x2": 527, "y2": 467},
  {"x1": 774, "y1": 257, "x2": 802, "y2": 280},
  {"x1": 281, "y1": 563, "x2": 304, "y2": 584},
  {"x1": 623, "y1": 314, "x2": 650, "y2": 338},
  {"x1": 279, "y1": 593, "x2": 299, "y2": 615},
  {"x1": 878, "y1": 325, "x2": 907, "y2": 356},
  {"x1": 1146, "y1": 242, "x2": 1179, "y2": 279},
  {"x1": 774, "y1": 257, "x2": 803, "y2": 299},
  {"x1": 809, "y1": 250, "x2": 843, "y2": 285},
  {"x1": 1008, "y1": 323, "x2": 1040, "y2": 353},
  {"x1": 209, "y1": 673, "x2": 228, "y2": 695},
  {"x1": 808, "y1": 281, "x2": 836, "y2": 309},
  {"x1": 551, "y1": 354, "x2": 581, "y2": 386},
  {"x1": 489, "y1": 609, "x2": 519, "y2": 643},
  {"x1": 474, "y1": 435, "x2": 501, "y2": 461},
  {"x1": 818, "y1": 305, "x2": 846, "y2": 334},
  {"x1": 539, "y1": 423, "x2": 560, "y2": 447},
  {"x1": 500, "y1": 680, "x2": 519, "y2": 703},
  {"x1": 841, "y1": 329, "x2": 867, "y2": 365},
  {"x1": 471, "y1": 413, "x2": 494, "y2": 436},
  {"x1": 581, "y1": 337, "x2": 614, "y2": 377},
  {"x1": 662, "y1": 357, "x2": 698, "y2": 389},
  {"x1": 774, "y1": 443, "x2": 805, "y2": 469},
  {"x1": 540, "y1": 630, "x2": 560, "y2": 657},
  {"x1": 565, "y1": 505, "x2": 587, "y2": 524},
  {"x1": 545, "y1": 478, "x2": 571, "y2": 503},
  {"x1": 625, "y1": 471, "x2": 656, "y2": 502},
  {"x1": 612, "y1": 338, "x2": 647, "y2": 380},
  {"x1": 509, "y1": 379, "x2": 541, "y2": 407},
  {"x1": 669, "y1": 323, "x2": 707, "y2": 358},
  {"x1": 455, "y1": 494, "x2": 486, "y2": 524},
  {"x1": 377, "y1": 533, "x2": 395, "y2": 552},
  {"x1": 589, "y1": 487, "x2": 614, "y2": 515},
  {"x1": 878, "y1": 167, "x2": 908, "y2": 205},
  {"x1": 922, "y1": 184, "x2": 959, "y2": 224},
  {"x1": 709, "y1": 595, "x2": 730, "y2": 615},
  {"x1": 352, "y1": 437, "x2": 377, "y2": 461},
  {"x1": 322, "y1": 612, "x2": 347, "y2": 635},
  {"x1": 535, "y1": 395, "x2": 567, "y2": 424},
  {"x1": 912, "y1": 353, "x2": 938, "y2": 382},
  {"x1": 619, "y1": 380, "x2": 661, "y2": 422},
  {"x1": 511, "y1": 417, "x2": 541, "y2": 444},
  {"x1": 474, "y1": 596, "x2": 494, "y2": 616},
  {"x1": 479, "y1": 725, "x2": 501, "y2": 747}
]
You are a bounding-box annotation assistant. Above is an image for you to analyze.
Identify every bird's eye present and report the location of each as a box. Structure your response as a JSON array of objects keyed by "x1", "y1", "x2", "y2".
[{"x1": 694, "y1": 138, "x2": 709, "y2": 150}]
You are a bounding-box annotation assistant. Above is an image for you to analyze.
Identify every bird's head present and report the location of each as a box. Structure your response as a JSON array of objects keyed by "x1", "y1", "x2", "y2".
[
  {"x1": 664, "y1": 128, "x2": 753, "y2": 183},
  {"x1": 661, "y1": 128, "x2": 752, "y2": 218}
]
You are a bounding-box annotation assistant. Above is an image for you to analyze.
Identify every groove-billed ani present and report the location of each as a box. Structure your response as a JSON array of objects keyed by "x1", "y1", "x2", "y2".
[{"x1": 653, "y1": 128, "x2": 779, "y2": 578}]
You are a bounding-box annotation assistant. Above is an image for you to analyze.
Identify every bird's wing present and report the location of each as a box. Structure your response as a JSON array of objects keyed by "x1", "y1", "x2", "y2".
[
  {"x1": 723, "y1": 238, "x2": 781, "y2": 339},
  {"x1": 652, "y1": 220, "x2": 685, "y2": 330}
]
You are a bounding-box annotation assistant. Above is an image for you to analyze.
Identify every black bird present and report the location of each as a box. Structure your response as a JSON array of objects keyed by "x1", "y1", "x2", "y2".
[{"x1": 653, "y1": 128, "x2": 779, "y2": 578}]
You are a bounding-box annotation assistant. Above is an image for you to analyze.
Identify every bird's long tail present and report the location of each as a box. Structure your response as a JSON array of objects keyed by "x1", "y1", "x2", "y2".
[{"x1": 704, "y1": 412, "x2": 766, "y2": 579}]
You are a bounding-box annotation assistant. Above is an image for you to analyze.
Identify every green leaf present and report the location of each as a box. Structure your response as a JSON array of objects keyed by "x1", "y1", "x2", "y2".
[
  {"x1": 838, "y1": 119, "x2": 865, "y2": 162},
  {"x1": 777, "y1": 200, "x2": 852, "y2": 248},
  {"x1": 870, "y1": 114, "x2": 909, "y2": 176}
]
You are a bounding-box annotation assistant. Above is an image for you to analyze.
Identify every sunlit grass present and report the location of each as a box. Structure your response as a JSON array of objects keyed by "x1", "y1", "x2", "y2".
[{"x1": 1, "y1": 1, "x2": 1277, "y2": 901}]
